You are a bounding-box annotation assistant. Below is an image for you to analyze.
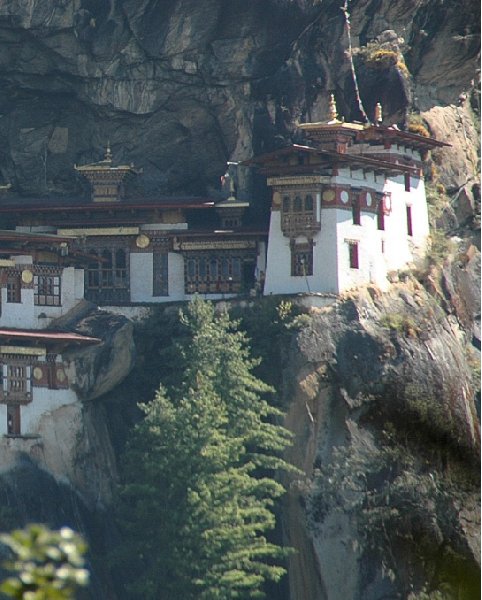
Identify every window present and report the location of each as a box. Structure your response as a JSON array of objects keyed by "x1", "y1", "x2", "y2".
[
  {"x1": 7, "y1": 273, "x2": 21, "y2": 303},
  {"x1": 291, "y1": 244, "x2": 313, "y2": 277},
  {"x1": 7, "y1": 405, "x2": 21, "y2": 435},
  {"x1": 404, "y1": 173, "x2": 411, "y2": 192},
  {"x1": 85, "y1": 246, "x2": 129, "y2": 304},
  {"x1": 348, "y1": 241, "x2": 359, "y2": 269},
  {"x1": 1, "y1": 362, "x2": 31, "y2": 404},
  {"x1": 305, "y1": 195, "x2": 314, "y2": 211},
  {"x1": 280, "y1": 192, "x2": 320, "y2": 236},
  {"x1": 184, "y1": 254, "x2": 244, "y2": 294},
  {"x1": 377, "y1": 196, "x2": 385, "y2": 230},
  {"x1": 34, "y1": 275, "x2": 61, "y2": 306},
  {"x1": 406, "y1": 205, "x2": 413, "y2": 236},
  {"x1": 153, "y1": 252, "x2": 169, "y2": 297},
  {"x1": 352, "y1": 196, "x2": 361, "y2": 225}
]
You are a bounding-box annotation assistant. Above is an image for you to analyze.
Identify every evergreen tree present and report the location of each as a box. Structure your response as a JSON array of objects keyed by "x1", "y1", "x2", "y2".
[{"x1": 119, "y1": 297, "x2": 295, "y2": 599}]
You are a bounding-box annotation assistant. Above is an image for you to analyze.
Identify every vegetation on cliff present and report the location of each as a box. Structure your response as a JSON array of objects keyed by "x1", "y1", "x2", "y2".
[{"x1": 117, "y1": 298, "x2": 295, "y2": 599}]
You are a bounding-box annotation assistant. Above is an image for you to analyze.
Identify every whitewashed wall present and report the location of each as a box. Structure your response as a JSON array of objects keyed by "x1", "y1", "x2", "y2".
[
  {"x1": 168, "y1": 253, "x2": 185, "y2": 301},
  {"x1": 129, "y1": 251, "x2": 186, "y2": 303},
  {"x1": 335, "y1": 208, "x2": 388, "y2": 293},
  {"x1": 20, "y1": 388, "x2": 78, "y2": 436},
  {"x1": 382, "y1": 174, "x2": 429, "y2": 272},
  {"x1": 264, "y1": 208, "x2": 339, "y2": 295},
  {"x1": 0, "y1": 287, "x2": 35, "y2": 328},
  {"x1": 0, "y1": 266, "x2": 85, "y2": 330},
  {"x1": 0, "y1": 387, "x2": 78, "y2": 436},
  {"x1": 130, "y1": 253, "x2": 153, "y2": 302}
]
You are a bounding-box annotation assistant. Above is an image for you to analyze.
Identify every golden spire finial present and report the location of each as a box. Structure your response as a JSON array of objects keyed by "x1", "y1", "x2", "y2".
[
  {"x1": 375, "y1": 102, "x2": 383, "y2": 124},
  {"x1": 328, "y1": 94, "x2": 338, "y2": 121},
  {"x1": 105, "y1": 141, "x2": 112, "y2": 162}
]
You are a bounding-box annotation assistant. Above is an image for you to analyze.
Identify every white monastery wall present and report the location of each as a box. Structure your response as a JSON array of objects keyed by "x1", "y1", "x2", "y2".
[
  {"x1": 129, "y1": 252, "x2": 185, "y2": 303},
  {"x1": 335, "y1": 208, "x2": 388, "y2": 293},
  {"x1": 0, "y1": 288, "x2": 36, "y2": 328},
  {"x1": 264, "y1": 208, "x2": 340, "y2": 296},
  {"x1": 130, "y1": 252, "x2": 153, "y2": 302},
  {"x1": 1, "y1": 266, "x2": 85, "y2": 330},
  {"x1": 33, "y1": 267, "x2": 84, "y2": 321},
  {"x1": 315, "y1": 208, "x2": 339, "y2": 293},
  {"x1": 18, "y1": 388, "x2": 78, "y2": 437},
  {"x1": 382, "y1": 174, "x2": 428, "y2": 271},
  {"x1": 168, "y1": 252, "x2": 185, "y2": 301},
  {"x1": 264, "y1": 211, "x2": 295, "y2": 295}
]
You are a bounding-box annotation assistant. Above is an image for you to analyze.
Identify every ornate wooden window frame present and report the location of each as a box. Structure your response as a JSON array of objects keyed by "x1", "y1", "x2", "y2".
[
  {"x1": 281, "y1": 192, "x2": 320, "y2": 237},
  {"x1": 34, "y1": 273, "x2": 61, "y2": 306},
  {"x1": 184, "y1": 252, "x2": 244, "y2": 294},
  {"x1": 1, "y1": 359, "x2": 32, "y2": 405},
  {"x1": 85, "y1": 239, "x2": 130, "y2": 304},
  {"x1": 6, "y1": 272, "x2": 22, "y2": 303},
  {"x1": 290, "y1": 240, "x2": 314, "y2": 277}
]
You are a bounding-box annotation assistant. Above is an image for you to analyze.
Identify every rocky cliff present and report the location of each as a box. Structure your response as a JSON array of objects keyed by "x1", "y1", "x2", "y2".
[
  {"x1": 0, "y1": 0, "x2": 479, "y2": 222},
  {"x1": 282, "y1": 273, "x2": 480, "y2": 599}
]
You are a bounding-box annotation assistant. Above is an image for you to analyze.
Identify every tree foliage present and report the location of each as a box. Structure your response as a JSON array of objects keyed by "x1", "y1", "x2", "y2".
[
  {"x1": 0, "y1": 524, "x2": 88, "y2": 599},
  {"x1": 119, "y1": 297, "x2": 295, "y2": 599}
]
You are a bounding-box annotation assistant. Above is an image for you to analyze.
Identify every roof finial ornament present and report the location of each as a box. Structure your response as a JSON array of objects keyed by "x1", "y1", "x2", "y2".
[
  {"x1": 328, "y1": 94, "x2": 338, "y2": 122},
  {"x1": 375, "y1": 102, "x2": 383, "y2": 125},
  {"x1": 105, "y1": 141, "x2": 112, "y2": 162}
]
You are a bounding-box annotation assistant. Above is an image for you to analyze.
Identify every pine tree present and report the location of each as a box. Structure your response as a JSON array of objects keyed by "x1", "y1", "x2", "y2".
[{"x1": 119, "y1": 297, "x2": 295, "y2": 599}]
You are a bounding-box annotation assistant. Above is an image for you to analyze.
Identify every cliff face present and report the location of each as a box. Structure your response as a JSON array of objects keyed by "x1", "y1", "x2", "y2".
[
  {"x1": 0, "y1": 0, "x2": 479, "y2": 221},
  {"x1": 283, "y1": 273, "x2": 480, "y2": 599}
]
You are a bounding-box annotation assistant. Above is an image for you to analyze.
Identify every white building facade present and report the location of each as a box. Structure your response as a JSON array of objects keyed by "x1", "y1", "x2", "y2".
[{"x1": 249, "y1": 111, "x2": 444, "y2": 297}]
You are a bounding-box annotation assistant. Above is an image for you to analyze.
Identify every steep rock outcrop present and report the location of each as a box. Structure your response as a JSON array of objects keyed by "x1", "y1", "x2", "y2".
[
  {"x1": 66, "y1": 311, "x2": 136, "y2": 401},
  {"x1": 0, "y1": 0, "x2": 478, "y2": 204},
  {"x1": 282, "y1": 281, "x2": 480, "y2": 599}
]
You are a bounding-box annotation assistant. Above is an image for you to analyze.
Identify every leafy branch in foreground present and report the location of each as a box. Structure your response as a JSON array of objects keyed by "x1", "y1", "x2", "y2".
[{"x1": 0, "y1": 524, "x2": 88, "y2": 599}]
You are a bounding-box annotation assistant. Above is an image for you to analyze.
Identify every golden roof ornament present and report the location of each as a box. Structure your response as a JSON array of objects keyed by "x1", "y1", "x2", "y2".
[
  {"x1": 105, "y1": 141, "x2": 113, "y2": 163},
  {"x1": 328, "y1": 94, "x2": 338, "y2": 121},
  {"x1": 375, "y1": 102, "x2": 383, "y2": 125}
]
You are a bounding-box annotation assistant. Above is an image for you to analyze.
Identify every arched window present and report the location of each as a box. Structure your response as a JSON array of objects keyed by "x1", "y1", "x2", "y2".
[
  {"x1": 282, "y1": 196, "x2": 290, "y2": 212},
  {"x1": 305, "y1": 195, "x2": 313, "y2": 212},
  {"x1": 293, "y1": 196, "x2": 302, "y2": 212}
]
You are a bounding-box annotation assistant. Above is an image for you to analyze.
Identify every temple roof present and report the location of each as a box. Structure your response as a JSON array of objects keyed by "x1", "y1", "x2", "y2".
[
  {"x1": 0, "y1": 230, "x2": 74, "y2": 243},
  {"x1": 0, "y1": 196, "x2": 215, "y2": 213},
  {"x1": 242, "y1": 144, "x2": 420, "y2": 175},
  {"x1": 0, "y1": 328, "x2": 101, "y2": 347},
  {"x1": 356, "y1": 124, "x2": 451, "y2": 150},
  {"x1": 0, "y1": 229, "x2": 74, "y2": 260}
]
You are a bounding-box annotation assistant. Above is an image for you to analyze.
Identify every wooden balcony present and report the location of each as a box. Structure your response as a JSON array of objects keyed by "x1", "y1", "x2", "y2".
[{"x1": 281, "y1": 213, "x2": 320, "y2": 237}]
